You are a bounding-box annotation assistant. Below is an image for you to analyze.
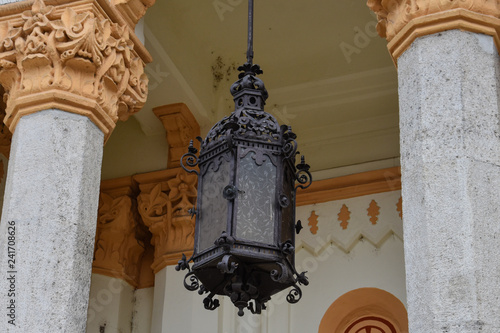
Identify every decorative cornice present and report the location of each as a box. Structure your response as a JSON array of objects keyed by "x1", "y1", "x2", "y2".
[
  {"x1": 134, "y1": 168, "x2": 197, "y2": 274},
  {"x1": 0, "y1": 0, "x2": 151, "y2": 141},
  {"x1": 153, "y1": 103, "x2": 201, "y2": 169},
  {"x1": 93, "y1": 176, "x2": 155, "y2": 289},
  {"x1": 367, "y1": 1, "x2": 500, "y2": 62},
  {"x1": 296, "y1": 167, "x2": 401, "y2": 206}
]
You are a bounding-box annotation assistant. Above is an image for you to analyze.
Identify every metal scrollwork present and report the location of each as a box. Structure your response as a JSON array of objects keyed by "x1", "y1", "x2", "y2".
[
  {"x1": 217, "y1": 255, "x2": 239, "y2": 274},
  {"x1": 279, "y1": 240, "x2": 295, "y2": 255},
  {"x1": 286, "y1": 285, "x2": 303, "y2": 304},
  {"x1": 198, "y1": 284, "x2": 208, "y2": 295},
  {"x1": 270, "y1": 262, "x2": 291, "y2": 283},
  {"x1": 180, "y1": 140, "x2": 200, "y2": 176},
  {"x1": 183, "y1": 271, "x2": 200, "y2": 291},
  {"x1": 175, "y1": 253, "x2": 191, "y2": 272},
  {"x1": 214, "y1": 231, "x2": 235, "y2": 250},
  {"x1": 203, "y1": 295, "x2": 221, "y2": 311},
  {"x1": 282, "y1": 125, "x2": 298, "y2": 159},
  {"x1": 295, "y1": 155, "x2": 312, "y2": 190}
]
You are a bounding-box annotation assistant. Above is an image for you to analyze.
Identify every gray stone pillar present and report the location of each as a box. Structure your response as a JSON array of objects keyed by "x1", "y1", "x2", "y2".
[
  {"x1": 398, "y1": 30, "x2": 500, "y2": 332},
  {"x1": 0, "y1": 110, "x2": 103, "y2": 332}
]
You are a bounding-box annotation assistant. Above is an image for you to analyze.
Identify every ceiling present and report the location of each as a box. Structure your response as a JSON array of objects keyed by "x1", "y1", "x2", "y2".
[{"x1": 102, "y1": 0, "x2": 400, "y2": 180}]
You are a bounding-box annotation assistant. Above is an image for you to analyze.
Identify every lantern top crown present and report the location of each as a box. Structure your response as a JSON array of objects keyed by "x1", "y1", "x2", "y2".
[
  {"x1": 202, "y1": 61, "x2": 282, "y2": 153},
  {"x1": 230, "y1": 62, "x2": 269, "y2": 108}
]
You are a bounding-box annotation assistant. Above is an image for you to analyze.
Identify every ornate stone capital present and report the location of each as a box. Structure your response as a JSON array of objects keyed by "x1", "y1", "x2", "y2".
[
  {"x1": 135, "y1": 168, "x2": 197, "y2": 274},
  {"x1": 93, "y1": 176, "x2": 154, "y2": 288},
  {"x1": 367, "y1": 0, "x2": 500, "y2": 62},
  {"x1": 0, "y1": 0, "x2": 151, "y2": 141}
]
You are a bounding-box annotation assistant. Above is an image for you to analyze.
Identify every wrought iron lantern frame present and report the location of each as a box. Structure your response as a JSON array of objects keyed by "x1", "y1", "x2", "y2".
[{"x1": 176, "y1": 0, "x2": 312, "y2": 316}]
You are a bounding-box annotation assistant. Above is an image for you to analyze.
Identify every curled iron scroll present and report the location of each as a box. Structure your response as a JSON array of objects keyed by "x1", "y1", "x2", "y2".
[
  {"x1": 295, "y1": 155, "x2": 312, "y2": 191},
  {"x1": 180, "y1": 140, "x2": 200, "y2": 176}
]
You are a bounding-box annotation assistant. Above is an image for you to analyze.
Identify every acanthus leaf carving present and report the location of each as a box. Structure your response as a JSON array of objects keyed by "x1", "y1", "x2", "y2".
[
  {"x1": 0, "y1": 0, "x2": 149, "y2": 140},
  {"x1": 94, "y1": 191, "x2": 146, "y2": 286},
  {"x1": 137, "y1": 169, "x2": 197, "y2": 273}
]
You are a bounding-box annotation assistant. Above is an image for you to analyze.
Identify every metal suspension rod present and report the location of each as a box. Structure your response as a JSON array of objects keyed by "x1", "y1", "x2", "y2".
[{"x1": 247, "y1": 0, "x2": 254, "y2": 64}]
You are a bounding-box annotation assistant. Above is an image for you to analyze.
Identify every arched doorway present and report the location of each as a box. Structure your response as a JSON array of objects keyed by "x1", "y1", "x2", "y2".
[{"x1": 318, "y1": 288, "x2": 408, "y2": 333}]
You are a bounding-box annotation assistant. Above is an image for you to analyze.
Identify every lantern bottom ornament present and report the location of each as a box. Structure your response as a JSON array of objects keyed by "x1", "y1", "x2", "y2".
[{"x1": 176, "y1": 232, "x2": 310, "y2": 316}]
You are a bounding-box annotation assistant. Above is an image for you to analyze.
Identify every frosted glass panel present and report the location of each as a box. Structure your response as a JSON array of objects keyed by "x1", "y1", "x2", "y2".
[
  {"x1": 198, "y1": 158, "x2": 230, "y2": 252},
  {"x1": 235, "y1": 152, "x2": 276, "y2": 244}
]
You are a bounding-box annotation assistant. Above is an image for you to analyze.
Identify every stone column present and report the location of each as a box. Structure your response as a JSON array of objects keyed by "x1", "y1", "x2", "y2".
[
  {"x1": 0, "y1": 0, "x2": 150, "y2": 331},
  {"x1": 368, "y1": 2, "x2": 500, "y2": 332}
]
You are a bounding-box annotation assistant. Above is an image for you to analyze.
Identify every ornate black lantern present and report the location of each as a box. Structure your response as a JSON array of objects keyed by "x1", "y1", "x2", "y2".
[{"x1": 176, "y1": 0, "x2": 312, "y2": 316}]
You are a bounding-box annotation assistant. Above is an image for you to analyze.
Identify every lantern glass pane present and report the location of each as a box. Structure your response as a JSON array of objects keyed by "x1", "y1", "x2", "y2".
[
  {"x1": 198, "y1": 157, "x2": 230, "y2": 252},
  {"x1": 235, "y1": 151, "x2": 276, "y2": 244}
]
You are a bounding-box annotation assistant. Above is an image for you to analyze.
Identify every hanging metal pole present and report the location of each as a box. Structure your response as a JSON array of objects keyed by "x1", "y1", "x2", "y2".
[{"x1": 246, "y1": 0, "x2": 254, "y2": 64}]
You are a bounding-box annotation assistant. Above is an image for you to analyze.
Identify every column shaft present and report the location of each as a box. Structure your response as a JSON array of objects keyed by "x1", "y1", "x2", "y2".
[
  {"x1": 0, "y1": 110, "x2": 103, "y2": 332},
  {"x1": 399, "y1": 30, "x2": 500, "y2": 332}
]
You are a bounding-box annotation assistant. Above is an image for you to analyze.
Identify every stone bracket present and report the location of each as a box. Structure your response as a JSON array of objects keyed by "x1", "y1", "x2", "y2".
[{"x1": 154, "y1": 103, "x2": 201, "y2": 169}]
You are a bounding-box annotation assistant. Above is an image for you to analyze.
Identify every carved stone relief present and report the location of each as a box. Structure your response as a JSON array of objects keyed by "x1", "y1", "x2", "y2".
[
  {"x1": 93, "y1": 177, "x2": 154, "y2": 288},
  {"x1": 367, "y1": 0, "x2": 500, "y2": 40},
  {"x1": 0, "y1": 0, "x2": 149, "y2": 140},
  {"x1": 136, "y1": 169, "x2": 197, "y2": 273},
  {"x1": 367, "y1": 0, "x2": 500, "y2": 61}
]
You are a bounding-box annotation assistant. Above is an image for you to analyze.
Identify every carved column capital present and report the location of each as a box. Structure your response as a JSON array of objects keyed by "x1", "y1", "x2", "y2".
[
  {"x1": 93, "y1": 176, "x2": 155, "y2": 288},
  {"x1": 367, "y1": 0, "x2": 500, "y2": 62},
  {"x1": 0, "y1": 0, "x2": 151, "y2": 141},
  {"x1": 135, "y1": 168, "x2": 197, "y2": 274}
]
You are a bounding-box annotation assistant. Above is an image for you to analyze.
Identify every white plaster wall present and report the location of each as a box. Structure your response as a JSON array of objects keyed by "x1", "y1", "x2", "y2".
[
  {"x1": 132, "y1": 287, "x2": 154, "y2": 333},
  {"x1": 87, "y1": 274, "x2": 153, "y2": 333},
  {"x1": 152, "y1": 190, "x2": 406, "y2": 333}
]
